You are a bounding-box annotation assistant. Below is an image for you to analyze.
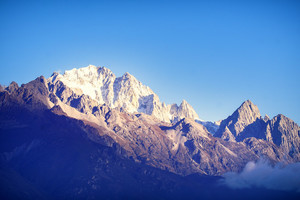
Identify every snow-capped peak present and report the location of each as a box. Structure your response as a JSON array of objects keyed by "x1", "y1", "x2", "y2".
[{"x1": 48, "y1": 65, "x2": 201, "y2": 122}]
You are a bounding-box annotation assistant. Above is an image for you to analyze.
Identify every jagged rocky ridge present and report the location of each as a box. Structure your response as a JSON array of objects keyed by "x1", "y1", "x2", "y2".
[
  {"x1": 1, "y1": 66, "x2": 300, "y2": 199},
  {"x1": 2, "y1": 86, "x2": 297, "y2": 200},
  {"x1": 1, "y1": 66, "x2": 299, "y2": 178},
  {"x1": 215, "y1": 100, "x2": 300, "y2": 162},
  {"x1": 0, "y1": 76, "x2": 256, "y2": 175}
]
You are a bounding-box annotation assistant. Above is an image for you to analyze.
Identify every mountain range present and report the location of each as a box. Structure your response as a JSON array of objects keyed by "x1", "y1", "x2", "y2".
[{"x1": 1, "y1": 65, "x2": 299, "y2": 199}]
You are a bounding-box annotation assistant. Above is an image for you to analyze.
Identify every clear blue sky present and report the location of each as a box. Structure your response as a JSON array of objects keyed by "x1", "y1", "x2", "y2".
[{"x1": 1, "y1": 0, "x2": 299, "y2": 124}]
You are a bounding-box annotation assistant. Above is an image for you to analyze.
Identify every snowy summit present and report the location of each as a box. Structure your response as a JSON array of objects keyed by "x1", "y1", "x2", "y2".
[{"x1": 48, "y1": 65, "x2": 200, "y2": 123}]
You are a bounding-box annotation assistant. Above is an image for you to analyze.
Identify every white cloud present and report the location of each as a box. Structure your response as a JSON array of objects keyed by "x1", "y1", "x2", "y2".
[{"x1": 221, "y1": 160, "x2": 300, "y2": 192}]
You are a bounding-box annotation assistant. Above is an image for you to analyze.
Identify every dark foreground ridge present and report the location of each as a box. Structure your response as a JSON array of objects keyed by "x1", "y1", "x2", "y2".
[{"x1": 1, "y1": 101, "x2": 299, "y2": 199}]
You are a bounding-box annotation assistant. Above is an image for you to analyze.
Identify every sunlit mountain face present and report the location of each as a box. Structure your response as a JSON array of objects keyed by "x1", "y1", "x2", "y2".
[{"x1": 0, "y1": 66, "x2": 299, "y2": 200}]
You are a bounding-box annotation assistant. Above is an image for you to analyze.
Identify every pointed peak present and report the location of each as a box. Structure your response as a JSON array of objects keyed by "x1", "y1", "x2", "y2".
[
  {"x1": 36, "y1": 76, "x2": 46, "y2": 83},
  {"x1": 240, "y1": 99, "x2": 254, "y2": 107},
  {"x1": 237, "y1": 100, "x2": 259, "y2": 112},
  {"x1": 179, "y1": 99, "x2": 190, "y2": 108},
  {"x1": 123, "y1": 72, "x2": 131, "y2": 77},
  {"x1": 231, "y1": 100, "x2": 261, "y2": 123},
  {"x1": 51, "y1": 71, "x2": 60, "y2": 77},
  {"x1": 8, "y1": 81, "x2": 19, "y2": 93},
  {"x1": 9, "y1": 81, "x2": 19, "y2": 87},
  {"x1": 181, "y1": 99, "x2": 188, "y2": 104},
  {"x1": 49, "y1": 71, "x2": 62, "y2": 83},
  {"x1": 121, "y1": 72, "x2": 136, "y2": 81},
  {"x1": 272, "y1": 114, "x2": 299, "y2": 129},
  {"x1": 98, "y1": 66, "x2": 114, "y2": 76},
  {"x1": 177, "y1": 99, "x2": 200, "y2": 120},
  {"x1": 274, "y1": 114, "x2": 289, "y2": 121}
]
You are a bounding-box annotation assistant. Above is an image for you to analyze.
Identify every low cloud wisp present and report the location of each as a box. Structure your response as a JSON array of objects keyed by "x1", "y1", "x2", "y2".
[{"x1": 222, "y1": 160, "x2": 300, "y2": 192}]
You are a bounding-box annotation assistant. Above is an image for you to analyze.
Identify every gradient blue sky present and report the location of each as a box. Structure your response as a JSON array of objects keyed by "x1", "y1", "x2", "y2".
[{"x1": 1, "y1": 0, "x2": 299, "y2": 123}]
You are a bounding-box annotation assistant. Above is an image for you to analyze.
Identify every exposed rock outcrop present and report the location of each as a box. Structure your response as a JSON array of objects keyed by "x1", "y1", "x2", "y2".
[
  {"x1": 267, "y1": 114, "x2": 300, "y2": 161},
  {"x1": 215, "y1": 100, "x2": 300, "y2": 162},
  {"x1": 215, "y1": 100, "x2": 263, "y2": 141}
]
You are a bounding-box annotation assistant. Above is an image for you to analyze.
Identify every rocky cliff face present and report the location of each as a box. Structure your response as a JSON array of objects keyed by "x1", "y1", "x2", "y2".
[
  {"x1": 2, "y1": 73, "x2": 298, "y2": 177},
  {"x1": 1, "y1": 65, "x2": 299, "y2": 175},
  {"x1": 1, "y1": 98, "x2": 293, "y2": 200},
  {"x1": 0, "y1": 77, "x2": 51, "y2": 111},
  {"x1": 48, "y1": 65, "x2": 200, "y2": 123},
  {"x1": 215, "y1": 100, "x2": 300, "y2": 162},
  {"x1": 215, "y1": 100, "x2": 263, "y2": 141},
  {"x1": 267, "y1": 114, "x2": 300, "y2": 160},
  {"x1": 1, "y1": 65, "x2": 300, "y2": 199}
]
